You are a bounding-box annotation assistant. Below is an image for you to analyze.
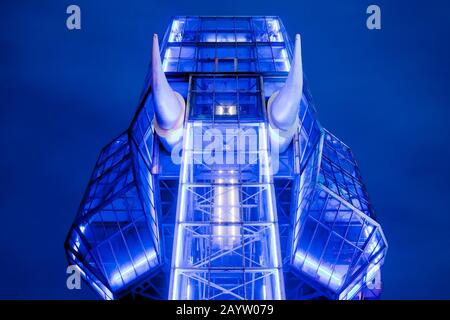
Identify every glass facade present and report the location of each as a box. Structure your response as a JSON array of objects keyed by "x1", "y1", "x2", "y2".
[
  {"x1": 189, "y1": 75, "x2": 263, "y2": 121},
  {"x1": 65, "y1": 128, "x2": 161, "y2": 299},
  {"x1": 65, "y1": 16, "x2": 387, "y2": 300},
  {"x1": 163, "y1": 17, "x2": 291, "y2": 73},
  {"x1": 170, "y1": 122, "x2": 284, "y2": 299},
  {"x1": 291, "y1": 131, "x2": 387, "y2": 300}
]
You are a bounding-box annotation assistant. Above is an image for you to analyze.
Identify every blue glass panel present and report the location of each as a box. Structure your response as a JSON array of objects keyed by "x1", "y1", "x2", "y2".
[
  {"x1": 65, "y1": 127, "x2": 162, "y2": 297},
  {"x1": 291, "y1": 131, "x2": 387, "y2": 299}
]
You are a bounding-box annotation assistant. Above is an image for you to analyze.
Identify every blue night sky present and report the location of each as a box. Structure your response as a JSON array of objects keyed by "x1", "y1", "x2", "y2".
[{"x1": 0, "y1": 0, "x2": 449, "y2": 299}]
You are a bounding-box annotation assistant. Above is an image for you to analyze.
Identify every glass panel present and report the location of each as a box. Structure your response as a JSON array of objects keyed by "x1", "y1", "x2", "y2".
[{"x1": 189, "y1": 76, "x2": 262, "y2": 121}]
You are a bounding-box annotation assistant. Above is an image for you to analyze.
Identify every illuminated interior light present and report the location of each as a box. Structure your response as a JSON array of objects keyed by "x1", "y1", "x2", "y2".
[
  {"x1": 215, "y1": 106, "x2": 225, "y2": 115},
  {"x1": 162, "y1": 59, "x2": 169, "y2": 72},
  {"x1": 204, "y1": 33, "x2": 217, "y2": 42},
  {"x1": 212, "y1": 172, "x2": 240, "y2": 249},
  {"x1": 364, "y1": 225, "x2": 382, "y2": 257},
  {"x1": 274, "y1": 270, "x2": 283, "y2": 300},
  {"x1": 73, "y1": 234, "x2": 81, "y2": 251},
  {"x1": 294, "y1": 252, "x2": 343, "y2": 288},
  {"x1": 186, "y1": 283, "x2": 192, "y2": 299},
  {"x1": 281, "y1": 49, "x2": 291, "y2": 71},
  {"x1": 162, "y1": 50, "x2": 170, "y2": 72},
  {"x1": 267, "y1": 18, "x2": 284, "y2": 42},
  {"x1": 215, "y1": 105, "x2": 237, "y2": 116},
  {"x1": 260, "y1": 124, "x2": 276, "y2": 221},
  {"x1": 169, "y1": 19, "x2": 184, "y2": 42},
  {"x1": 110, "y1": 250, "x2": 158, "y2": 287},
  {"x1": 366, "y1": 263, "x2": 380, "y2": 281},
  {"x1": 227, "y1": 105, "x2": 237, "y2": 115},
  {"x1": 235, "y1": 34, "x2": 248, "y2": 42},
  {"x1": 170, "y1": 269, "x2": 181, "y2": 300},
  {"x1": 345, "y1": 281, "x2": 362, "y2": 300},
  {"x1": 216, "y1": 33, "x2": 235, "y2": 42}
]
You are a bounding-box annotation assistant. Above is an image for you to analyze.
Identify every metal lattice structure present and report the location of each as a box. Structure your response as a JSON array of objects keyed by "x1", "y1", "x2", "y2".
[
  {"x1": 65, "y1": 16, "x2": 387, "y2": 300},
  {"x1": 169, "y1": 121, "x2": 284, "y2": 300}
]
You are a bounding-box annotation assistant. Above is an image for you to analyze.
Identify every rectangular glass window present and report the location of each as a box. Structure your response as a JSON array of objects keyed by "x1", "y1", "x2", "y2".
[
  {"x1": 237, "y1": 61, "x2": 256, "y2": 72},
  {"x1": 167, "y1": 17, "x2": 287, "y2": 45},
  {"x1": 189, "y1": 75, "x2": 263, "y2": 121},
  {"x1": 237, "y1": 46, "x2": 254, "y2": 59},
  {"x1": 185, "y1": 18, "x2": 200, "y2": 32},
  {"x1": 178, "y1": 59, "x2": 195, "y2": 72},
  {"x1": 199, "y1": 46, "x2": 215, "y2": 59},
  {"x1": 216, "y1": 47, "x2": 235, "y2": 58},
  {"x1": 216, "y1": 32, "x2": 236, "y2": 42},
  {"x1": 202, "y1": 18, "x2": 217, "y2": 30},
  {"x1": 163, "y1": 17, "x2": 291, "y2": 73},
  {"x1": 180, "y1": 46, "x2": 196, "y2": 58},
  {"x1": 197, "y1": 61, "x2": 214, "y2": 72},
  {"x1": 216, "y1": 18, "x2": 235, "y2": 30}
]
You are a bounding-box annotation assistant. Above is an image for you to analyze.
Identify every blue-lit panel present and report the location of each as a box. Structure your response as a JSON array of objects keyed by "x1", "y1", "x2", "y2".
[
  {"x1": 189, "y1": 75, "x2": 263, "y2": 121},
  {"x1": 161, "y1": 17, "x2": 291, "y2": 73},
  {"x1": 290, "y1": 131, "x2": 387, "y2": 299},
  {"x1": 169, "y1": 122, "x2": 285, "y2": 300},
  {"x1": 65, "y1": 129, "x2": 162, "y2": 298},
  {"x1": 167, "y1": 17, "x2": 286, "y2": 44}
]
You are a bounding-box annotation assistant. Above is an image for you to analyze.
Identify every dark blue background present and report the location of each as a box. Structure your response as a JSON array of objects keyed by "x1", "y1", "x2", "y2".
[{"x1": 0, "y1": 0, "x2": 449, "y2": 299}]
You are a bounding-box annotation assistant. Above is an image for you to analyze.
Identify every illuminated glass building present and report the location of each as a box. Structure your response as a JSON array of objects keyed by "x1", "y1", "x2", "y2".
[{"x1": 65, "y1": 16, "x2": 387, "y2": 300}]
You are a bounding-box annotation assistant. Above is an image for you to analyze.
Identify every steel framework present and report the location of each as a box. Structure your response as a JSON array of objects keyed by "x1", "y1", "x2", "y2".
[{"x1": 65, "y1": 16, "x2": 387, "y2": 300}]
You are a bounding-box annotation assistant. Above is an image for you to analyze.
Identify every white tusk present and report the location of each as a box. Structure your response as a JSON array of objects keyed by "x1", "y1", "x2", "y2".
[
  {"x1": 267, "y1": 34, "x2": 303, "y2": 152},
  {"x1": 151, "y1": 34, "x2": 185, "y2": 151}
]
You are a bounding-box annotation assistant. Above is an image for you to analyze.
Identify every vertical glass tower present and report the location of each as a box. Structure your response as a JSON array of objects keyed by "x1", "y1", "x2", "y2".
[{"x1": 65, "y1": 16, "x2": 387, "y2": 300}]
